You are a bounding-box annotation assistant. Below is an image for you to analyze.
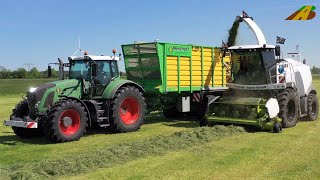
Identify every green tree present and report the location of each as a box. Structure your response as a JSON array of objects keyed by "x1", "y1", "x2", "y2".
[
  {"x1": 311, "y1": 66, "x2": 320, "y2": 74},
  {"x1": 0, "y1": 69, "x2": 12, "y2": 79},
  {"x1": 11, "y1": 68, "x2": 27, "y2": 78},
  {"x1": 28, "y1": 67, "x2": 41, "y2": 78}
]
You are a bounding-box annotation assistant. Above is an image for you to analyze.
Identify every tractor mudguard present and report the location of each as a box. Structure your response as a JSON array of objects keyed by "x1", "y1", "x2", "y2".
[{"x1": 102, "y1": 78, "x2": 145, "y2": 99}]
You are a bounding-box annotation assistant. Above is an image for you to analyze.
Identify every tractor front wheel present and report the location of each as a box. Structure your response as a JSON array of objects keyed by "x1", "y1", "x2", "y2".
[
  {"x1": 110, "y1": 86, "x2": 146, "y2": 132},
  {"x1": 44, "y1": 99, "x2": 88, "y2": 143},
  {"x1": 277, "y1": 89, "x2": 299, "y2": 128}
]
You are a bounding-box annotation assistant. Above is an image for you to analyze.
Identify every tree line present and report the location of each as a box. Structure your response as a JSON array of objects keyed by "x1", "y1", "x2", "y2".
[
  {"x1": 0, "y1": 67, "x2": 58, "y2": 79},
  {"x1": 0, "y1": 67, "x2": 127, "y2": 79},
  {"x1": 311, "y1": 66, "x2": 320, "y2": 74}
]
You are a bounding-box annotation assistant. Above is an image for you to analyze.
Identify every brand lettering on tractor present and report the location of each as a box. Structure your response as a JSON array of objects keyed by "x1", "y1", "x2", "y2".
[{"x1": 286, "y1": 5, "x2": 317, "y2": 20}]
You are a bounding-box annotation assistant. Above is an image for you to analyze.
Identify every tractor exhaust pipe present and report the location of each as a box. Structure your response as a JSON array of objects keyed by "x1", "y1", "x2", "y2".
[{"x1": 58, "y1": 58, "x2": 64, "y2": 80}]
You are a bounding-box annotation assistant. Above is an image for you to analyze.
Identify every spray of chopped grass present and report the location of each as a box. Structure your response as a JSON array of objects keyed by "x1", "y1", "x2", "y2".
[
  {"x1": 227, "y1": 18, "x2": 240, "y2": 47},
  {"x1": 1, "y1": 125, "x2": 245, "y2": 180}
]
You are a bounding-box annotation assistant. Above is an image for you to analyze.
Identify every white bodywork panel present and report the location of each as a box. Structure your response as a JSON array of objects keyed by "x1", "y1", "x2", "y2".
[
  {"x1": 266, "y1": 98, "x2": 280, "y2": 118},
  {"x1": 283, "y1": 58, "x2": 313, "y2": 96},
  {"x1": 69, "y1": 55, "x2": 120, "y2": 61}
]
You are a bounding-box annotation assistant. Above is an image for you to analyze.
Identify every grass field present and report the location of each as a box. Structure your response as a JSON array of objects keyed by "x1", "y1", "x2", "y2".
[
  {"x1": 0, "y1": 79, "x2": 57, "y2": 96},
  {"x1": 0, "y1": 78, "x2": 319, "y2": 179}
]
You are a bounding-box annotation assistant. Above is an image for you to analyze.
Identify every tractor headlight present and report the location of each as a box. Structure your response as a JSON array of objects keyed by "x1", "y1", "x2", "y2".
[
  {"x1": 265, "y1": 98, "x2": 280, "y2": 118},
  {"x1": 29, "y1": 87, "x2": 37, "y2": 93}
]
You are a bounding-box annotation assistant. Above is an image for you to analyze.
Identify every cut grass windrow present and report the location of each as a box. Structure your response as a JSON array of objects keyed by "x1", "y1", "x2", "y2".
[{"x1": 0, "y1": 125, "x2": 246, "y2": 180}]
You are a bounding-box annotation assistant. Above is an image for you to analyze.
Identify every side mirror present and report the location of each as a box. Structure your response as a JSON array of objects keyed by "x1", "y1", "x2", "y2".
[
  {"x1": 92, "y1": 63, "x2": 97, "y2": 77},
  {"x1": 48, "y1": 65, "x2": 52, "y2": 77},
  {"x1": 275, "y1": 45, "x2": 281, "y2": 57}
]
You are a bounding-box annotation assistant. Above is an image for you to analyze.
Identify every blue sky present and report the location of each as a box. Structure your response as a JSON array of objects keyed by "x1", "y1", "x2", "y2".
[{"x1": 0, "y1": 0, "x2": 319, "y2": 71}]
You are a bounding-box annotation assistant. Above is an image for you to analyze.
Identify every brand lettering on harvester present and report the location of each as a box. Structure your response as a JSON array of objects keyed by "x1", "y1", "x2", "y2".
[
  {"x1": 168, "y1": 46, "x2": 190, "y2": 53},
  {"x1": 286, "y1": 5, "x2": 316, "y2": 20}
]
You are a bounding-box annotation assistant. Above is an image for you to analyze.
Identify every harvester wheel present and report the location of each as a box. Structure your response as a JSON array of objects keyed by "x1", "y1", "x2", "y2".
[
  {"x1": 11, "y1": 100, "x2": 43, "y2": 138},
  {"x1": 307, "y1": 93, "x2": 318, "y2": 121},
  {"x1": 110, "y1": 86, "x2": 146, "y2": 132},
  {"x1": 273, "y1": 123, "x2": 282, "y2": 133},
  {"x1": 277, "y1": 89, "x2": 298, "y2": 128},
  {"x1": 44, "y1": 99, "x2": 88, "y2": 143}
]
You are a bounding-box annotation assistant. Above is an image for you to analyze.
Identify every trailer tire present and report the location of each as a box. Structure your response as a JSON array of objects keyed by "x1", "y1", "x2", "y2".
[
  {"x1": 307, "y1": 93, "x2": 318, "y2": 121},
  {"x1": 110, "y1": 86, "x2": 146, "y2": 132},
  {"x1": 44, "y1": 99, "x2": 88, "y2": 143},
  {"x1": 11, "y1": 100, "x2": 43, "y2": 138},
  {"x1": 277, "y1": 89, "x2": 298, "y2": 128}
]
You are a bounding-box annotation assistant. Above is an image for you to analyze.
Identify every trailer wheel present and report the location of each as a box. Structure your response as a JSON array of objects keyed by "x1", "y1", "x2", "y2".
[
  {"x1": 11, "y1": 100, "x2": 43, "y2": 138},
  {"x1": 277, "y1": 89, "x2": 299, "y2": 128},
  {"x1": 110, "y1": 86, "x2": 146, "y2": 132},
  {"x1": 44, "y1": 99, "x2": 88, "y2": 143},
  {"x1": 307, "y1": 93, "x2": 318, "y2": 121}
]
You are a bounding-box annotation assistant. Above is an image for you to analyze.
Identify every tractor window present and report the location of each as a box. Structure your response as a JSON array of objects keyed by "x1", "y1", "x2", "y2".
[
  {"x1": 69, "y1": 61, "x2": 90, "y2": 80},
  {"x1": 231, "y1": 51, "x2": 267, "y2": 85},
  {"x1": 111, "y1": 61, "x2": 119, "y2": 76},
  {"x1": 95, "y1": 61, "x2": 119, "y2": 86}
]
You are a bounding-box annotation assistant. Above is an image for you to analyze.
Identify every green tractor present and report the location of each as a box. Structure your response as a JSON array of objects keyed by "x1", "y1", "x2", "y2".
[{"x1": 4, "y1": 51, "x2": 146, "y2": 143}]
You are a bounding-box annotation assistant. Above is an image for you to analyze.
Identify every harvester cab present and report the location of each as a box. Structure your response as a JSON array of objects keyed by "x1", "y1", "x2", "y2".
[
  {"x1": 4, "y1": 50, "x2": 146, "y2": 143},
  {"x1": 202, "y1": 12, "x2": 318, "y2": 132}
]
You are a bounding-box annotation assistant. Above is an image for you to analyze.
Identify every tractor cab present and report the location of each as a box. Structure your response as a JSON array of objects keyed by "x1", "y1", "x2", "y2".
[{"x1": 67, "y1": 54, "x2": 120, "y2": 96}]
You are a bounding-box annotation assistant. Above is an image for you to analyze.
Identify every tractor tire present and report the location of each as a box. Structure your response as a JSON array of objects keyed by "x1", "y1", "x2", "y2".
[
  {"x1": 307, "y1": 93, "x2": 319, "y2": 121},
  {"x1": 11, "y1": 100, "x2": 43, "y2": 138},
  {"x1": 44, "y1": 99, "x2": 88, "y2": 143},
  {"x1": 110, "y1": 86, "x2": 146, "y2": 132},
  {"x1": 11, "y1": 100, "x2": 29, "y2": 118},
  {"x1": 277, "y1": 89, "x2": 299, "y2": 128}
]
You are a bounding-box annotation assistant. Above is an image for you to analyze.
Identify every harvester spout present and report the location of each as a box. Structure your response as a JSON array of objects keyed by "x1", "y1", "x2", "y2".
[{"x1": 238, "y1": 11, "x2": 267, "y2": 46}]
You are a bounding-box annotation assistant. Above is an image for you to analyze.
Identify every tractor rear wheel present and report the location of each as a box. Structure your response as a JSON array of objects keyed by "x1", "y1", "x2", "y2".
[
  {"x1": 277, "y1": 89, "x2": 299, "y2": 128},
  {"x1": 11, "y1": 100, "x2": 43, "y2": 138},
  {"x1": 307, "y1": 93, "x2": 318, "y2": 121},
  {"x1": 44, "y1": 99, "x2": 88, "y2": 143},
  {"x1": 110, "y1": 86, "x2": 146, "y2": 132}
]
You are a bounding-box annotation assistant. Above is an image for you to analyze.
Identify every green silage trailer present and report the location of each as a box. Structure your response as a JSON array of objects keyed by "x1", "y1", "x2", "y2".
[{"x1": 122, "y1": 42, "x2": 231, "y2": 116}]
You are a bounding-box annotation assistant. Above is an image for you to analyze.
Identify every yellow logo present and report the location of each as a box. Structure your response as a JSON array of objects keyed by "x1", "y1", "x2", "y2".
[
  {"x1": 286, "y1": 5, "x2": 316, "y2": 20},
  {"x1": 56, "y1": 88, "x2": 61, "y2": 93}
]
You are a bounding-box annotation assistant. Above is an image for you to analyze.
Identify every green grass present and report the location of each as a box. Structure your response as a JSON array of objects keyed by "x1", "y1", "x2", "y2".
[
  {"x1": 0, "y1": 79, "x2": 57, "y2": 96},
  {"x1": 0, "y1": 78, "x2": 320, "y2": 179}
]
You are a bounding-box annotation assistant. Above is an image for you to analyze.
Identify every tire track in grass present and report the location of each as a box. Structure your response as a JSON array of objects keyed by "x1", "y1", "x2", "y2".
[{"x1": 0, "y1": 125, "x2": 246, "y2": 180}]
